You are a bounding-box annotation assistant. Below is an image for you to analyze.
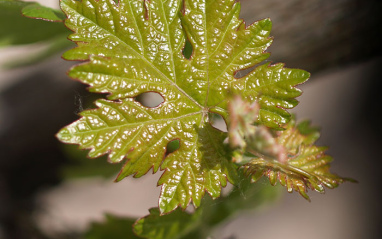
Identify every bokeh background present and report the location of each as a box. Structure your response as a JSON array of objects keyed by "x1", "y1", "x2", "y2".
[{"x1": 1, "y1": 0, "x2": 381, "y2": 238}]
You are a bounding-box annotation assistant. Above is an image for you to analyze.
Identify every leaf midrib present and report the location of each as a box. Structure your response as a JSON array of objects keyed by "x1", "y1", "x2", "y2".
[{"x1": 63, "y1": 0, "x2": 203, "y2": 109}]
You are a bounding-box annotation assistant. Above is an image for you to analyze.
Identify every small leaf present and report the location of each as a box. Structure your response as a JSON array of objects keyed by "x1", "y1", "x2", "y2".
[
  {"x1": 0, "y1": 0, "x2": 69, "y2": 46},
  {"x1": 243, "y1": 118, "x2": 352, "y2": 200},
  {"x1": 228, "y1": 95, "x2": 286, "y2": 163},
  {"x1": 85, "y1": 214, "x2": 139, "y2": 239},
  {"x1": 134, "y1": 208, "x2": 201, "y2": 239},
  {"x1": 22, "y1": 3, "x2": 66, "y2": 22}
]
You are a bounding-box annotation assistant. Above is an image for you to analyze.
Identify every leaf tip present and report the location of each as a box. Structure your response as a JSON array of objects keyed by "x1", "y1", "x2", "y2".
[
  {"x1": 260, "y1": 17, "x2": 272, "y2": 29},
  {"x1": 56, "y1": 126, "x2": 71, "y2": 142},
  {"x1": 299, "y1": 191, "x2": 311, "y2": 202}
]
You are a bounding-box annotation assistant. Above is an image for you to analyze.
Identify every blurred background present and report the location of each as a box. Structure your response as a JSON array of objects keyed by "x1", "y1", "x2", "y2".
[{"x1": 0, "y1": 0, "x2": 381, "y2": 238}]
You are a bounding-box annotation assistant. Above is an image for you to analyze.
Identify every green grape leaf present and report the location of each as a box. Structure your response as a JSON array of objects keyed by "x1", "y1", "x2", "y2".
[
  {"x1": 85, "y1": 214, "x2": 140, "y2": 239},
  {"x1": 243, "y1": 118, "x2": 353, "y2": 200},
  {"x1": 134, "y1": 208, "x2": 201, "y2": 239},
  {"x1": 0, "y1": 0, "x2": 69, "y2": 46},
  {"x1": 22, "y1": 2, "x2": 66, "y2": 22},
  {"x1": 57, "y1": 0, "x2": 309, "y2": 214}
]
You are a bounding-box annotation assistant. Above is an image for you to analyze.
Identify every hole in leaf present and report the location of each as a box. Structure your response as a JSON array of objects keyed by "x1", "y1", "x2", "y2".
[
  {"x1": 135, "y1": 92, "x2": 164, "y2": 108},
  {"x1": 182, "y1": 39, "x2": 193, "y2": 59},
  {"x1": 165, "y1": 139, "x2": 180, "y2": 156},
  {"x1": 209, "y1": 113, "x2": 227, "y2": 132}
]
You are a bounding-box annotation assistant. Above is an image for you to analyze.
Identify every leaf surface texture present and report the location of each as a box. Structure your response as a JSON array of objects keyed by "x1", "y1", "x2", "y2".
[{"x1": 57, "y1": 0, "x2": 309, "y2": 213}]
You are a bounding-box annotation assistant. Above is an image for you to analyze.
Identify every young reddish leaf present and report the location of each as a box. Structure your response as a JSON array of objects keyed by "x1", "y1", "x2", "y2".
[
  {"x1": 242, "y1": 119, "x2": 353, "y2": 200},
  {"x1": 228, "y1": 95, "x2": 286, "y2": 163},
  {"x1": 57, "y1": 0, "x2": 308, "y2": 214}
]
